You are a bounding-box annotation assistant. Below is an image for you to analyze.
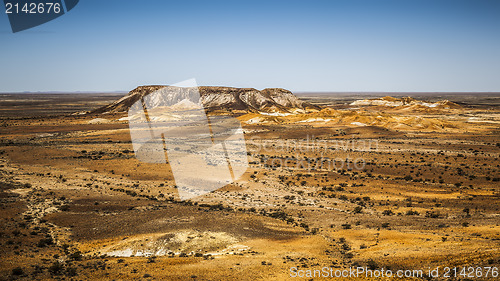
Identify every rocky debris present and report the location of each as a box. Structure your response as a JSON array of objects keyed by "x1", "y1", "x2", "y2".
[
  {"x1": 87, "y1": 118, "x2": 110, "y2": 124},
  {"x1": 103, "y1": 230, "x2": 241, "y2": 257},
  {"x1": 92, "y1": 86, "x2": 320, "y2": 115}
]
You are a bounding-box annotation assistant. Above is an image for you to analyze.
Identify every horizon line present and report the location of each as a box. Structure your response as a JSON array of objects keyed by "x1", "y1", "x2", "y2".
[{"x1": 1, "y1": 90, "x2": 500, "y2": 95}]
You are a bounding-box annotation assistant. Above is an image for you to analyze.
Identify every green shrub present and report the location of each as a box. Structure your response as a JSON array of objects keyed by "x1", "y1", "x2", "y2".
[
  {"x1": 367, "y1": 259, "x2": 378, "y2": 270},
  {"x1": 69, "y1": 251, "x2": 82, "y2": 261},
  {"x1": 382, "y1": 210, "x2": 394, "y2": 216},
  {"x1": 48, "y1": 262, "x2": 64, "y2": 275},
  {"x1": 406, "y1": 210, "x2": 419, "y2": 216},
  {"x1": 11, "y1": 267, "x2": 24, "y2": 276}
]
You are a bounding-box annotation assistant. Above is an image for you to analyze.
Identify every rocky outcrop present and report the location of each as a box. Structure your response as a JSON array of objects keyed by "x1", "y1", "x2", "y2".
[
  {"x1": 92, "y1": 86, "x2": 165, "y2": 114},
  {"x1": 350, "y1": 96, "x2": 461, "y2": 109},
  {"x1": 92, "y1": 86, "x2": 320, "y2": 114}
]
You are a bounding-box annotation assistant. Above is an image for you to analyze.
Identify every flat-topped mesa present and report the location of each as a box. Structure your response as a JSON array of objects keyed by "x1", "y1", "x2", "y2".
[{"x1": 92, "y1": 85, "x2": 320, "y2": 114}]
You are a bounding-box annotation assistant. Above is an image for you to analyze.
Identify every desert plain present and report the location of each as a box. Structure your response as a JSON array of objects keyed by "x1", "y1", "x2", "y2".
[{"x1": 0, "y1": 90, "x2": 499, "y2": 280}]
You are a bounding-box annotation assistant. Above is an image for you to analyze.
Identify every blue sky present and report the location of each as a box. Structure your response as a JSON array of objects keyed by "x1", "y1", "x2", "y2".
[{"x1": 1, "y1": 0, "x2": 499, "y2": 92}]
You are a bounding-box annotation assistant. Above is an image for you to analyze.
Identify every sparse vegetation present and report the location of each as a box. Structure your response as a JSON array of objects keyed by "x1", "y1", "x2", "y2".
[{"x1": 0, "y1": 92, "x2": 498, "y2": 280}]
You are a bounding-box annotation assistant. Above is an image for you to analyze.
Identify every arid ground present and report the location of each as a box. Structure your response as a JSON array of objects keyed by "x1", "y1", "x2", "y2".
[{"x1": 0, "y1": 92, "x2": 499, "y2": 280}]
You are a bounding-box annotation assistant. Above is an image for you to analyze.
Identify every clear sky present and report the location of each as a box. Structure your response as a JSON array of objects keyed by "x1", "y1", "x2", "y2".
[{"x1": 1, "y1": 0, "x2": 499, "y2": 92}]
